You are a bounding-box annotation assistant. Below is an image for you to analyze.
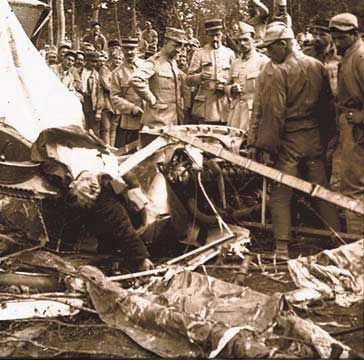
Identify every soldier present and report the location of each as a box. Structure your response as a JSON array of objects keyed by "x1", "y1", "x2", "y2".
[
  {"x1": 136, "y1": 28, "x2": 149, "y2": 58},
  {"x1": 248, "y1": 22, "x2": 341, "y2": 258},
  {"x1": 187, "y1": 19, "x2": 235, "y2": 125},
  {"x1": 96, "y1": 52, "x2": 123, "y2": 146},
  {"x1": 45, "y1": 50, "x2": 57, "y2": 66},
  {"x1": 329, "y1": 13, "x2": 364, "y2": 235},
  {"x1": 304, "y1": 18, "x2": 340, "y2": 96},
  {"x1": 129, "y1": 27, "x2": 186, "y2": 146},
  {"x1": 224, "y1": 22, "x2": 269, "y2": 130},
  {"x1": 246, "y1": 0, "x2": 269, "y2": 45},
  {"x1": 142, "y1": 21, "x2": 158, "y2": 51},
  {"x1": 107, "y1": 39, "x2": 122, "y2": 58},
  {"x1": 82, "y1": 21, "x2": 108, "y2": 52},
  {"x1": 78, "y1": 52, "x2": 100, "y2": 137},
  {"x1": 186, "y1": 26, "x2": 200, "y2": 48},
  {"x1": 50, "y1": 50, "x2": 79, "y2": 96},
  {"x1": 111, "y1": 37, "x2": 145, "y2": 148},
  {"x1": 57, "y1": 43, "x2": 71, "y2": 64}
]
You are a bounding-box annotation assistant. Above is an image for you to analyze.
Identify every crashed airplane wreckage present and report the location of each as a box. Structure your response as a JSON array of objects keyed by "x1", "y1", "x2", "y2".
[
  {"x1": 0, "y1": 0, "x2": 363, "y2": 356},
  {"x1": 0, "y1": 124, "x2": 363, "y2": 358}
]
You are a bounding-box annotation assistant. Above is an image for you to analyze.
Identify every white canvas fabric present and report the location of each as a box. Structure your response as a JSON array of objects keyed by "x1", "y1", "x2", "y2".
[{"x1": 0, "y1": 0, "x2": 84, "y2": 143}]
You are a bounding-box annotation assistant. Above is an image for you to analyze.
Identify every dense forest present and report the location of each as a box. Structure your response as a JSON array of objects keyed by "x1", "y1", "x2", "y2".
[{"x1": 41, "y1": 0, "x2": 364, "y2": 48}]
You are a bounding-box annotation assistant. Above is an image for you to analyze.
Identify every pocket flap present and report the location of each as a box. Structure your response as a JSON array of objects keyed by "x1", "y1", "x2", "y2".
[
  {"x1": 152, "y1": 103, "x2": 168, "y2": 110},
  {"x1": 158, "y1": 71, "x2": 173, "y2": 78},
  {"x1": 247, "y1": 71, "x2": 260, "y2": 80}
]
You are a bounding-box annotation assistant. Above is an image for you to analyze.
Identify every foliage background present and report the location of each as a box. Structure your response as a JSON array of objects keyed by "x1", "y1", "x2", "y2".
[{"x1": 41, "y1": 0, "x2": 364, "y2": 48}]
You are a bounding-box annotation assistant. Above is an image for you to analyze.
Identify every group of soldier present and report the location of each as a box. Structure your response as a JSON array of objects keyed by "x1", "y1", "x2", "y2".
[{"x1": 41, "y1": 5, "x2": 364, "y2": 259}]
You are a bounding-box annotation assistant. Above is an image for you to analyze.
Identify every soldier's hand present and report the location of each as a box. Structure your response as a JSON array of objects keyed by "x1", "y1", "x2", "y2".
[
  {"x1": 259, "y1": 150, "x2": 274, "y2": 166},
  {"x1": 131, "y1": 106, "x2": 144, "y2": 116},
  {"x1": 138, "y1": 258, "x2": 154, "y2": 272},
  {"x1": 231, "y1": 83, "x2": 242, "y2": 95},
  {"x1": 201, "y1": 72, "x2": 212, "y2": 81},
  {"x1": 247, "y1": 146, "x2": 257, "y2": 160}
]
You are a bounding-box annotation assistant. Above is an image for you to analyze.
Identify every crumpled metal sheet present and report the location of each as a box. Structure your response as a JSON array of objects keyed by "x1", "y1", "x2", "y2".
[
  {"x1": 288, "y1": 239, "x2": 364, "y2": 307},
  {"x1": 80, "y1": 265, "x2": 286, "y2": 358}
]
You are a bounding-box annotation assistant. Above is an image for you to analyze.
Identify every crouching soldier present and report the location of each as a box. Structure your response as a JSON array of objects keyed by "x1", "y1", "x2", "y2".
[{"x1": 67, "y1": 170, "x2": 154, "y2": 272}]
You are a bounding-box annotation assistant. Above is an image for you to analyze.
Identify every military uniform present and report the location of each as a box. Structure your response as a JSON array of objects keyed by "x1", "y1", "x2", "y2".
[
  {"x1": 330, "y1": 13, "x2": 364, "y2": 234},
  {"x1": 50, "y1": 63, "x2": 77, "y2": 92},
  {"x1": 224, "y1": 22, "x2": 269, "y2": 130},
  {"x1": 249, "y1": 22, "x2": 340, "y2": 255},
  {"x1": 129, "y1": 28, "x2": 186, "y2": 130},
  {"x1": 111, "y1": 44, "x2": 145, "y2": 147},
  {"x1": 187, "y1": 19, "x2": 235, "y2": 124}
]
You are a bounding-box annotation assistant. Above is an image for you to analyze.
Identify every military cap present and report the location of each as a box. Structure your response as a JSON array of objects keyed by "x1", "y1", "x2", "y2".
[
  {"x1": 46, "y1": 50, "x2": 57, "y2": 57},
  {"x1": 310, "y1": 18, "x2": 330, "y2": 32},
  {"x1": 64, "y1": 50, "x2": 77, "y2": 60},
  {"x1": 165, "y1": 27, "x2": 187, "y2": 43},
  {"x1": 76, "y1": 50, "x2": 86, "y2": 58},
  {"x1": 86, "y1": 51, "x2": 99, "y2": 61},
  {"x1": 235, "y1": 21, "x2": 255, "y2": 38},
  {"x1": 261, "y1": 21, "x2": 294, "y2": 47},
  {"x1": 329, "y1": 13, "x2": 359, "y2": 32},
  {"x1": 205, "y1": 19, "x2": 224, "y2": 32},
  {"x1": 108, "y1": 39, "x2": 121, "y2": 48},
  {"x1": 58, "y1": 43, "x2": 71, "y2": 51},
  {"x1": 120, "y1": 37, "x2": 139, "y2": 47}
]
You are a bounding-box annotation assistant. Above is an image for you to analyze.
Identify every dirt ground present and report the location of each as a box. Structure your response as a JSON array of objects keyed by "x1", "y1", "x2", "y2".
[{"x1": 0, "y1": 231, "x2": 363, "y2": 358}]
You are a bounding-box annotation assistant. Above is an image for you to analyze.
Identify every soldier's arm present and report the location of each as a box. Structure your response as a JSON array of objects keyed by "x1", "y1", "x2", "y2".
[
  {"x1": 129, "y1": 60, "x2": 157, "y2": 105},
  {"x1": 252, "y1": 0, "x2": 269, "y2": 20},
  {"x1": 186, "y1": 50, "x2": 203, "y2": 87},
  {"x1": 110, "y1": 71, "x2": 138, "y2": 115},
  {"x1": 247, "y1": 75, "x2": 263, "y2": 147},
  {"x1": 99, "y1": 65, "x2": 112, "y2": 92},
  {"x1": 255, "y1": 67, "x2": 287, "y2": 155}
]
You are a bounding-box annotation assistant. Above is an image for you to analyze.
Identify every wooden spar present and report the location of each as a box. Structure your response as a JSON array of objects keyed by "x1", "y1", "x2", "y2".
[
  {"x1": 161, "y1": 129, "x2": 364, "y2": 215},
  {"x1": 109, "y1": 233, "x2": 237, "y2": 281}
]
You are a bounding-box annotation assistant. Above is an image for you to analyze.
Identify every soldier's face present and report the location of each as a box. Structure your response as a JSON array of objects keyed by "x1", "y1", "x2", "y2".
[
  {"x1": 58, "y1": 47, "x2": 69, "y2": 61},
  {"x1": 63, "y1": 55, "x2": 75, "y2": 70},
  {"x1": 123, "y1": 46, "x2": 137, "y2": 63},
  {"x1": 46, "y1": 54, "x2": 57, "y2": 65},
  {"x1": 311, "y1": 29, "x2": 331, "y2": 49},
  {"x1": 112, "y1": 54, "x2": 123, "y2": 67},
  {"x1": 238, "y1": 34, "x2": 254, "y2": 54},
  {"x1": 164, "y1": 39, "x2": 184, "y2": 59},
  {"x1": 75, "y1": 54, "x2": 85, "y2": 68},
  {"x1": 69, "y1": 171, "x2": 100, "y2": 208},
  {"x1": 331, "y1": 31, "x2": 356, "y2": 55},
  {"x1": 93, "y1": 25, "x2": 101, "y2": 35},
  {"x1": 266, "y1": 40, "x2": 287, "y2": 64},
  {"x1": 207, "y1": 30, "x2": 223, "y2": 49}
]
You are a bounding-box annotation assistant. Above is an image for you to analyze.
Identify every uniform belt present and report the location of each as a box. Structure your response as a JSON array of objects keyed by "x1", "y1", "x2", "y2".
[
  {"x1": 337, "y1": 104, "x2": 364, "y2": 112},
  {"x1": 286, "y1": 114, "x2": 315, "y2": 121}
]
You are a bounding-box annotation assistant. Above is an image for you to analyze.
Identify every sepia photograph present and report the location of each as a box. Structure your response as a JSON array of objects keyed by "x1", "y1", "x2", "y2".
[{"x1": 0, "y1": 0, "x2": 363, "y2": 358}]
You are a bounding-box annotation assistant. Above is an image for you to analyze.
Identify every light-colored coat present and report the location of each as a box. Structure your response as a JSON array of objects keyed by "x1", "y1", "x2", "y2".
[
  {"x1": 224, "y1": 50, "x2": 269, "y2": 130},
  {"x1": 187, "y1": 44, "x2": 235, "y2": 123},
  {"x1": 110, "y1": 58, "x2": 145, "y2": 130},
  {"x1": 129, "y1": 51, "x2": 184, "y2": 128}
]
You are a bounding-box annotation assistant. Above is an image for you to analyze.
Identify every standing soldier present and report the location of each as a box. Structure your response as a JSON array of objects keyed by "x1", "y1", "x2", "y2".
[
  {"x1": 246, "y1": 0, "x2": 269, "y2": 45},
  {"x1": 82, "y1": 21, "x2": 108, "y2": 52},
  {"x1": 329, "y1": 13, "x2": 364, "y2": 235},
  {"x1": 304, "y1": 18, "x2": 340, "y2": 96},
  {"x1": 129, "y1": 27, "x2": 186, "y2": 146},
  {"x1": 248, "y1": 22, "x2": 341, "y2": 258},
  {"x1": 142, "y1": 21, "x2": 159, "y2": 51},
  {"x1": 187, "y1": 19, "x2": 235, "y2": 125},
  {"x1": 224, "y1": 22, "x2": 269, "y2": 130},
  {"x1": 110, "y1": 37, "x2": 145, "y2": 148},
  {"x1": 96, "y1": 52, "x2": 123, "y2": 146}
]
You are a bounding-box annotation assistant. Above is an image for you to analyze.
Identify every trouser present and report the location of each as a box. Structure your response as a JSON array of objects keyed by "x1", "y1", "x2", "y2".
[
  {"x1": 340, "y1": 142, "x2": 364, "y2": 235},
  {"x1": 115, "y1": 128, "x2": 139, "y2": 148},
  {"x1": 334, "y1": 112, "x2": 364, "y2": 234},
  {"x1": 100, "y1": 111, "x2": 119, "y2": 146},
  {"x1": 270, "y1": 128, "x2": 341, "y2": 242},
  {"x1": 83, "y1": 97, "x2": 100, "y2": 138}
]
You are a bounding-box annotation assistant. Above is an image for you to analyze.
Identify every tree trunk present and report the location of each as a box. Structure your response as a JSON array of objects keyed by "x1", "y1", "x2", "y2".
[
  {"x1": 92, "y1": 0, "x2": 101, "y2": 21},
  {"x1": 48, "y1": 0, "x2": 54, "y2": 46},
  {"x1": 56, "y1": 0, "x2": 65, "y2": 46}
]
